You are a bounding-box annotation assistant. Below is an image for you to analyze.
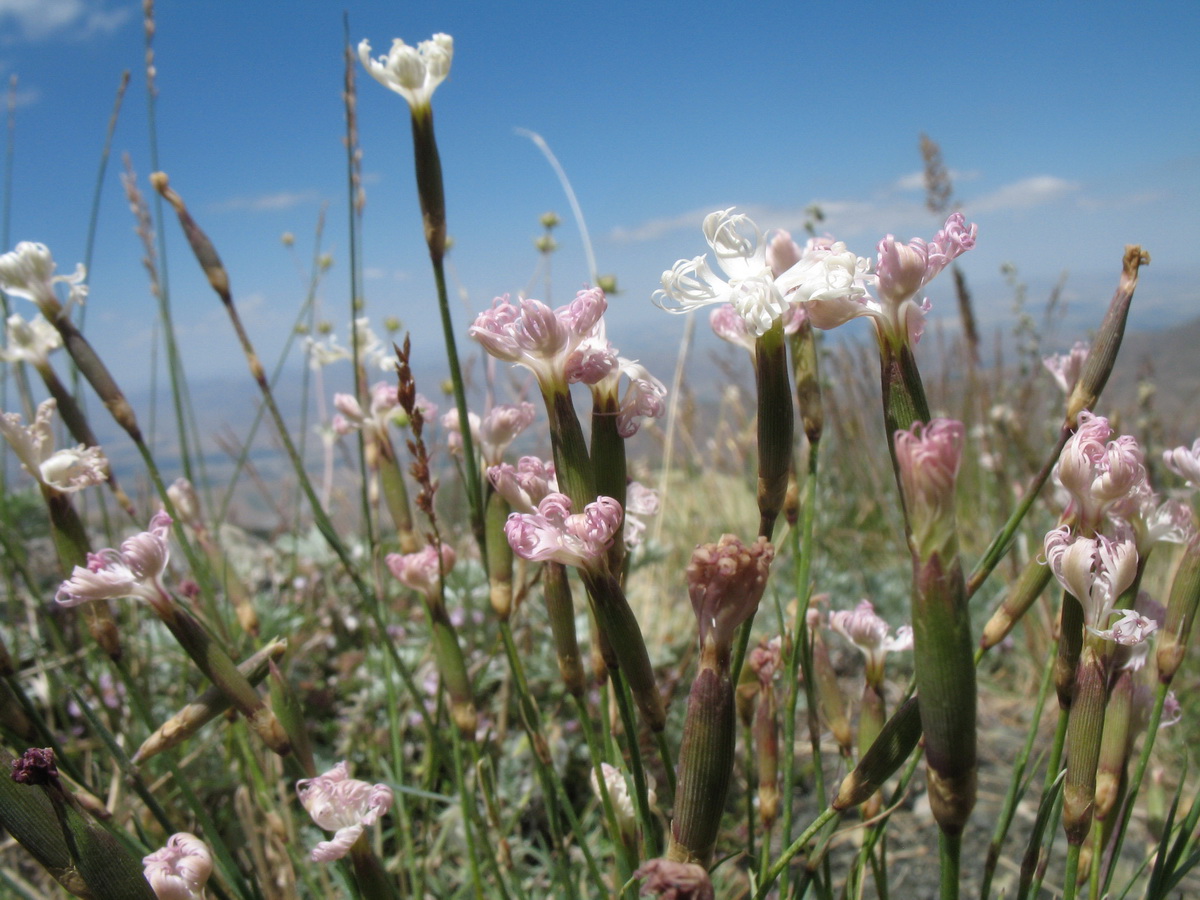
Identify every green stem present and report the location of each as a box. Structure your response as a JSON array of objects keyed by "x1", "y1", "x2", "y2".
[
  {"x1": 940, "y1": 831, "x2": 962, "y2": 900},
  {"x1": 1062, "y1": 842, "x2": 1081, "y2": 900},
  {"x1": 752, "y1": 805, "x2": 838, "y2": 899},
  {"x1": 611, "y1": 667, "x2": 658, "y2": 860}
]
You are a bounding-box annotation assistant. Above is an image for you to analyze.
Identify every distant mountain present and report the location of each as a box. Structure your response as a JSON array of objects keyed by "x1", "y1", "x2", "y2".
[{"x1": 1105, "y1": 313, "x2": 1200, "y2": 441}]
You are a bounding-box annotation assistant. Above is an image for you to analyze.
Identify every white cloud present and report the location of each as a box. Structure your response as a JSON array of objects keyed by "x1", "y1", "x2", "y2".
[
  {"x1": 0, "y1": 0, "x2": 130, "y2": 42},
  {"x1": 967, "y1": 175, "x2": 1080, "y2": 214},
  {"x1": 890, "y1": 168, "x2": 982, "y2": 194},
  {"x1": 214, "y1": 190, "x2": 320, "y2": 213}
]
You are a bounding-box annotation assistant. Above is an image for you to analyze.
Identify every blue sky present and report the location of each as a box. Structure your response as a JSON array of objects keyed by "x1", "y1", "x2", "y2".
[{"x1": 1, "y1": 0, "x2": 1198, "y2": 394}]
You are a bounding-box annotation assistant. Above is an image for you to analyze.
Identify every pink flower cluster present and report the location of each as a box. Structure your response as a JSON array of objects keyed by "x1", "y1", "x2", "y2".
[
  {"x1": 442, "y1": 402, "x2": 537, "y2": 465},
  {"x1": 469, "y1": 288, "x2": 617, "y2": 393},
  {"x1": 503, "y1": 492, "x2": 624, "y2": 571}
]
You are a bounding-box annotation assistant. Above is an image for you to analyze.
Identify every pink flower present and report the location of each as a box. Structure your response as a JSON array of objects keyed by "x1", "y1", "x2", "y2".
[
  {"x1": 386, "y1": 543, "x2": 456, "y2": 599},
  {"x1": 488, "y1": 456, "x2": 557, "y2": 513},
  {"x1": 894, "y1": 418, "x2": 965, "y2": 559},
  {"x1": 478, "y1": 403, "x2": 537, "y2": 464},
  {"x1": 504, "y1": 492, "x2": 623, "y2": 572},
  {"x1": 590, "y1": 357, "x2": 668, "y2": 438},
  {"x1": 331, "y1": 381, "x2": 404, "y2": 438},
  {"x1": 829, "y1": 599, "x2": 913, "y2": 682},
  {"x1": 296, "y1": 761, "x2": 394, "y2": 862},
  {"x1": 143, "y1": 832, "x2": 212, "y2": 900},
  {"x1": 765, "y1": 230, "x2": 805, "y2": 277},
  {"x1": 1163, "y1": 438, "x2": 1200, "y2": 491},
  {"x1": 748, "y1": 635, "x2": 783, "y2": 684},
  {"x1": 0, "y1": 399, "x2": 108, "y2": 493},
  {"x1": 709, "y1": 302, "x2": 806, "y2": 354},
  {"x1": 686, "y1": 534, "x2": 774, "y2": 652},
  {"x1": 56, "y1": 512, "x2": 173, "y2": 612},
  {"x1": 1056, "y1": 412, "x2": 1146, "y2": 529},
  {"x1": 469, "y1": 288, "x2": 616, "y2": 394},
  {"x1": 1043, "y1": 526, "x2": 1139, "y2": 637},
  {"x1": 1093, "y1": 608, "x2": 1158, "y2": 645},
  {"x1": 1043, "y1": 342, "x2": 1089, "y2": 394}
]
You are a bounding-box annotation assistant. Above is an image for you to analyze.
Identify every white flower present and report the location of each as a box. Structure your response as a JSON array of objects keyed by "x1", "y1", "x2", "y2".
[
  {"x1": 56, "y1": 512, "x2": 173, "y2": 611},
  {"x1": 359, "y1": 34, "x2": 454, "y2": 110},
  {"x1": 589, "y1": 762, "x2": 654, "y2": 839},
  {"x1": 1043, "y1": 526, "x2": 1140, "y2": 638},
  {"x1": 296, "y1": 761, "x2": 394, "y2": 863},
  {"x1": 1043, "y1": 342, "x2": 1089, "y2": 394},
  {"x1": 654, "y1": 208, "x2": 792, "y2": 336},
  {"x1": 776, "y1": 236, "x2": 875, "y2": 332},
  {"x1": 0, "y1": 241, "x2": 87, "y2": 315},
  {"x1": 0, "y1": 399, "x2": 108, "y2": 493},
  {"x1": 0, "y1": 313, "x2": 61, "y2": 367},
  {"x1": 1092, "y1": 608, "x2": 1158, "y2": 645}
]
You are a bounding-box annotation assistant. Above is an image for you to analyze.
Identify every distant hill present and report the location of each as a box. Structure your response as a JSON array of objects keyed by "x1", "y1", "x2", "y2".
[{"x1": 1105, "y1": 313, "x2": 1200, "y2": 441}]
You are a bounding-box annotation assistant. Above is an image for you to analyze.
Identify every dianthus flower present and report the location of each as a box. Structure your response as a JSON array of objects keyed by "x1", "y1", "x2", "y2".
[
  {"x1": 56, "y1": 512, "x2": 174, "y2": 613},
  {"x1": 504, "y1": 492, "x2": 623, "y2": 572},
  {"x1": 829, "y1": 599, "x2": 913, "y2": 684},
  {"x1": 143, "y1": 832, "x2": 212, "y2": 900},
  {"x1": 1043, "y1": 342, "x2": 1089, "y2": 395},
  {"x1": 443, "y1": 402, "x2": 537, "y2": 464},
  {"x1": 622, "y1": 481, "x2": 660, "y2": 549},
  {"x1": 655, "y1": 208, "x2": 799, "y2": 335},
  {"x1": 1055, "y1": 411, "x2": 1146, "y2": 529},
  {"x1": 709, "y1": 301, "x2": 806, "y2": 354},
  {"x1": 487, "y1": 456, "x2": 557, "y2": 513},
  {"x1": 1044, "y1": 526, "x2": 1142, "y2": 642},
  {"x1": 0, "y1": 241, "x2": 87, "y2": 315},
  {"x1": 894, "y1": 418, "x2": 964, "y2": 559},
  {"x1": 469, "y1": 288, "x2": 617, "y2": 395},
  {"x1": 0, "y1": 313, "x2": 61, "y2": 367},
  {"x1": 296, "y1": 761, "x2": 394, "y2": 862},
  {"x1": 359, "y1": 34, "x2": 453, "y2": 111},
  {"x1": 590, "y1": 358, "x2": 668, "y2": 438},
  {"x1": 686, "y1": 534, "x2": 774, "y2": 653},
  {"x1": 0, "y1": 399, "x2": 108, "y2": 493},
  {"x1": 385, "y1": 543, "x2": 456, "y2": 600},
  {"x1": 1163, "y1": 438, "x2": 1200, "y2": 491}
]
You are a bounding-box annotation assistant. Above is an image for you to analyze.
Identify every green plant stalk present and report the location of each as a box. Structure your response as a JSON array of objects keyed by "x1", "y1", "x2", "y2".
[
  {"x1": 1100, "y1": 682, "x2": 1171, "y2": 896},
  {"x1": 133, "y1": 637, "x2": 286, "y2": 762},
  {"x1": 1055, "y1": 590, "x2": 1084, "y2": 709},
  {"x1": 755, "y1": 318, "x2": 793, "y2": 541},
  {"x1": 752, "y1": 805, "x2": 838, "y2": 899},
  {"x1": 485, "y1": 488, "x2": 515, "y2": 619},
  {"x1": 590, "y1": 390, "x2": 628, "y2": 575},
  {"x1": 940, "y1": 831, "x2": 962, "y2": 900},
  {"x1": 497, "y1": 620, "x2": 594, "y2": 899},
  {"x1": 376, "y1": 431, "x2": 419, "y2": 552},
  {"x1": 348, "y1": 833, "x2": 401, "y2": 900},
  {"x1": 779, "y1": 446, "x2": 823, "y2": 899},
  {"x1": 912, "y1": 550, "x2": 977, "y2": 838},
  {"x1": 408, "y1": 104, "x2": 486, "y2": 548},
  {"x1": 153, "y1": 596, "x2": 291, "y2": 756},
  {"x1": 573, "y1": 692, "x2": 637, "y2": 893},
  {"x1": 668, "y1": 642, "x2": 737, "y2": 867},
  {"x1": 1062, "y1": 843, "x2": 1082, "y2": 900},
  {"x1": 611, "y1": 666, "x2": 660, "y2": 860},
  {"x1": 544, "y1": 561, "x2": 585, "y2": 696},
  {"x1": 1156, "y1": 535, "x2": 1200, "y2": 683},
  {"x1": 451, "y1": 727, "x2": 487, "y2": 900},
  {"x1": 979, "y1": 639, "x2": 1056, "y2": 900},
  {"x1": 979, "y1": 556, "x2": 1052, "y2": 651},
  {"x1": 582, "y1": 569, "x2": 665, "y2": 732},
  {"x1": 545, "y1": 386, "x2": 596, "y2": 508}
]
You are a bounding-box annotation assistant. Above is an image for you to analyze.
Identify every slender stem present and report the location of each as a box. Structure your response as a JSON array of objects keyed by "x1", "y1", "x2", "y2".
[
  {"x1": 939, "y1": 831, "x2": 961, "y2": 900},
  {"x1": 451, "y1": 728, "x2": 486, "y2": 900},
  {"x1": 753, "y1": 805, "x2": 838, "y2": 899},
  {"x1": 612, "y1": 667, "x2": 657, "y2": 861},
  {"x1": 1062, "y1": 842, "x2": 1081, "y2": 900},
  {"x1": 979, "y1": 642, "x2": 1056, "y2": 900}
]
